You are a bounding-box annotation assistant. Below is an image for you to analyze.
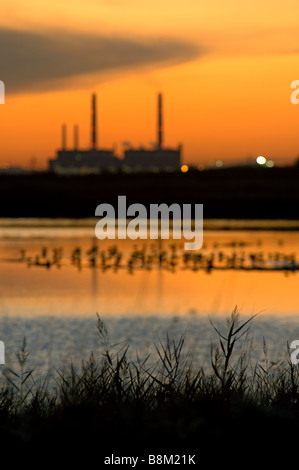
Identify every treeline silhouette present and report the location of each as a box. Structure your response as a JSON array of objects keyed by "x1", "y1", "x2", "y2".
[{"x1": 1, "y1": 166, "x2": 299, "y2": 218}]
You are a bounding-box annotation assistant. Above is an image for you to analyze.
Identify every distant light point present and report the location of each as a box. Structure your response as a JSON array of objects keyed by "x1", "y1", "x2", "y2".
[
  {"x1": 256, "y1": 156, "x2": 267, "y2": 165},
  {"x1": 181, "y1": 164, "x2": 189, "y2": 173},
  {"x1": 266, "y1": 160, "x2": 274, "y2": 168},
  {"x1": 216, "y1": 160, "x2": 223, "y2": 168}
]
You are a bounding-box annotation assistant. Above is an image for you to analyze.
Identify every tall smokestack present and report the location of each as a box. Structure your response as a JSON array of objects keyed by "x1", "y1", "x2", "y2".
[
  {"x1": 74, "y1": 124, "x2": 79, "y2": 150},
  {"x1": 158, "y1": 93, "x2": 163, "y2": 149},
  {"x1": 91, "y1": 93, "x2": 97, "y2": 149},
  {"x1": 62, "y1": 124, "x2": 67, "y2": 150}
]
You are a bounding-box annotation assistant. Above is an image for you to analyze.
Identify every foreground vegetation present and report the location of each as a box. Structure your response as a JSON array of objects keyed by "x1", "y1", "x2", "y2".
[{"x1": 0, "y1": 308, "x2": 298, "y2": 464}]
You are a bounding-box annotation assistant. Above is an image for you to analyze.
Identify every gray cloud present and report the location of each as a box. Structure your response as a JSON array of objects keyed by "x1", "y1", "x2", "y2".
[{"x1": 0, "y1": 28, "x2": 200, "y2": 93}]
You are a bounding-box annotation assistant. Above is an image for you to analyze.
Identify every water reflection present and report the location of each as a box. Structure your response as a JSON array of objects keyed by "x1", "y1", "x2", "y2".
[
  {"x1": 0, "y1": 219, "x2": 299, "y2": 317},
  {"x1": 3, "y1": 239, "x2": 298, "y2": 274}
]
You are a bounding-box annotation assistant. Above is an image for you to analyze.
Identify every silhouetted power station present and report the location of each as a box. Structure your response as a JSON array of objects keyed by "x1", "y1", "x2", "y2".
[{"x1": 49, "y1": 93, "x2": 182, "y2": 174}]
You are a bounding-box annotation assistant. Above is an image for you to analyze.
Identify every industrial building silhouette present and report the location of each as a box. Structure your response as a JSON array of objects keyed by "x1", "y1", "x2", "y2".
[{"x1": 48, "y1": 93, "x2": 181, "y2": 174}]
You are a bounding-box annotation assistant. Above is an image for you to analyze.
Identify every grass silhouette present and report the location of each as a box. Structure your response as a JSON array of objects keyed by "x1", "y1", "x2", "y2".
[{"x1": 0, "y1": 308, "x2": 298, "y2": 465}]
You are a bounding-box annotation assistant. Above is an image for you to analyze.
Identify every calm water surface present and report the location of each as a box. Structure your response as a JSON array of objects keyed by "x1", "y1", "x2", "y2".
[{"x1": 0, "y1": 218, "x2": 299, "y2": 373}]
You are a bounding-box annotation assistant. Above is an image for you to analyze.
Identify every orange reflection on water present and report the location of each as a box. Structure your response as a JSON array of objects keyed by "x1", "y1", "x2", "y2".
[{"x1": 0, "y1": 221, "x2": 299, "y2": 318}]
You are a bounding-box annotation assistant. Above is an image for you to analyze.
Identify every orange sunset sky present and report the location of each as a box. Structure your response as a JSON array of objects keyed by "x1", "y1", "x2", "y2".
[{"x1": 1, "y1": 0, "x2": 299, "y2": 169}]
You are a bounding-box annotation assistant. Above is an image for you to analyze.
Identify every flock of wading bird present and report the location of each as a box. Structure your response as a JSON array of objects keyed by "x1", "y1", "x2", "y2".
[{"x1": 4, "y1": 238, "x2": 299, "y2": 274}]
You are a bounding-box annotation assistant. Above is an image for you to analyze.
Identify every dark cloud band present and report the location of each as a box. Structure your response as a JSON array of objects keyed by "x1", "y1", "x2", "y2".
[{"x1": 0, "y1": 28, "x2": 200, "y2": 93}]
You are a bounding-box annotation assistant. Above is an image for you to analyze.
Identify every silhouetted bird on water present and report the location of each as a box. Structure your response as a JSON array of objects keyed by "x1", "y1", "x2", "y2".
[{"x1": 71, "y1": 247, "x2": 82, "y2": 270}]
